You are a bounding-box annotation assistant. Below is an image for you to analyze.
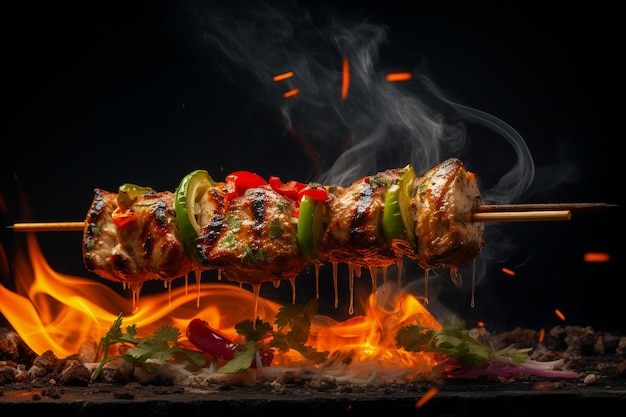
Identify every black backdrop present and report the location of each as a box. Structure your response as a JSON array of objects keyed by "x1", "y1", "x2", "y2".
[{"x1": 1, "y1": 1, "x2": 622, "y2": 332}]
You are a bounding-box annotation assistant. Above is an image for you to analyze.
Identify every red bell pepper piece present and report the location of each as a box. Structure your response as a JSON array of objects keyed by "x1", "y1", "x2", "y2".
[
  {"x1": 269, "y1": 175, "x2": 307, "y2": 200},
  {"x1": 224, "y1": 171, "x2": 268, "y2": 200},
  {"x1": 111, "y1": 207, "x2": 137, "y2": 228},
  {"x1": 299, "y1": 184, "x2": 328, "y2": 202}
]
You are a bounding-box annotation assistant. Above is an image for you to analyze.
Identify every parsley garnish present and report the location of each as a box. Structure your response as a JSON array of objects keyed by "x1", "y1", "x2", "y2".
[
  {"x1": 395, "y1": 317, "x2": 528, "y2": 367},
  {"x1": 218, "y1": 299, "x2": 329, "y2": 373},
  {"x1": 91, "y1": 313, "x2": 206, "y2": 382}
]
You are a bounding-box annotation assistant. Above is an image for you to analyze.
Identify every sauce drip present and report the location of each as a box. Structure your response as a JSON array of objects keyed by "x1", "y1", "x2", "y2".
[
  {"x1": 471, "y1": 258, "x2": 476, "y2": 308},
  {"x1": 315, "y1": 263, "x2": 321, "y2": 299},
  {"x1": 348, "y1": 262, "x2": 355, "y2": 315},
  {"x1": 369, "y1": 265, "x2": 378, "y2": 293},
  {"x1": 129, "y1": 282, "x2": 142, "y2": 312},
  {"x1": 450, "y1": 268, "x2": 462, "y2": 288},
  {"x1": 251, "y1": 283, "x2": 261, "y2": 320},
  {"x1": 289, "y1": 277, "x2": 296, "y2": 303},
  {"x1": 332, "y1": 261, "x2": 339, "y2": 308},
  {"x1": 423, "y1": 269, "x2": 429, "y2": 305},
  {"x1": 195, "y1": 269, "x2": 203, "y2": 307}
]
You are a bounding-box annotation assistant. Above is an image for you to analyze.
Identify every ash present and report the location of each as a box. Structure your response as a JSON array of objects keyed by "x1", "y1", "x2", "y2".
[{"x1": 1, "y1": 325, "x2": 625, "y2": 395}]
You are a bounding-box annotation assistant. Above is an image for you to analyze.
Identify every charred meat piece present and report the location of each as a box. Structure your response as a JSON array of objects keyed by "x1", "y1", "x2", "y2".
[
  {"x1": 82, "y1": 189, "x2": 193, "y2": 292},
  {"x1": 318, "y1": 168, "x2": 403, "y2": 268},
  {"x1": 196, "y1": 185, "x2": 308, "y2": 285},
  {"x1": 412, "y1": 158, "x2": 484, "y2": 271},
  {"x1": 82, "y1": 189, "x2": 119, "y2": 282}
]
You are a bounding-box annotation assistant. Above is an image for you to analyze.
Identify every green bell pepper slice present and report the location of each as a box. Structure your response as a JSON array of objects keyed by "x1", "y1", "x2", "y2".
[
  {"x1": 382, "y1": 164, "x2": 416, "y2": 250},
  {"x1": 297, "y1": 194, "x2": 327, "y2": 263},
  {"x1": 117, "y1": 183, "x2": 155, "y2": 209},
  {"x1": 175, "y1": 169, "x2": 215, "y2": 260}
]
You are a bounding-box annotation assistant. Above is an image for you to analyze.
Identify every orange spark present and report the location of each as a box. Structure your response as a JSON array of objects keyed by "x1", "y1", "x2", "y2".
[
  {"x1": 476, "y1": 321, "x2": 485, "y2": 327},
  {"x1": 273, "y1": 71, "x2": 294, "y2": 82},
  {"x1": 538, "y1": 328, "x2": 545, "y2": 343},
  {"x1": 554, "y1": 309, "x2": 566, "y2": 321},
  {"x1": 341, "y1": 57, "x2": 350, "y2": 100},
  {"x1": 386, "y1": 72, "x2": 413, "y2": 82},
  {"x1": 283, "y1": 89, "x2": 299, "y2": 98},
  {"x1": 501, "y1": 267, "x2": 516, "y2": 276},
  {"x1": 415, "y1": 386, "x2": 439, "y2": 408},
  {"x1": 583, "y1": 252, "x2": 611, "y2": 263}
]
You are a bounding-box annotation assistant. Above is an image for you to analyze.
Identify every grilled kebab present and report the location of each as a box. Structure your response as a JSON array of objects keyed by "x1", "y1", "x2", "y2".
[{"x1": 82, "y1": 158, "x2": 485, "y2": 290}]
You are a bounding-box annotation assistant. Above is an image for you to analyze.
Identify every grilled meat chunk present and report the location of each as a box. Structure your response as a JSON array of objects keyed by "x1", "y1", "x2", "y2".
[
  {"x1": 412, "y1": 158, "x2": 484, "y2": 271},
  {"x1": 82, "y1": 188, "x2": 193, "y2": 292},
  {"x1": 318, "y1": 168, "x2": 403, "y2": 267},
  {"x1": 196, "y1": 185, "x2": 308, "y2": 285},
  {"x1": 82, "y1": 189, "x2": 119, "y2": 282}
]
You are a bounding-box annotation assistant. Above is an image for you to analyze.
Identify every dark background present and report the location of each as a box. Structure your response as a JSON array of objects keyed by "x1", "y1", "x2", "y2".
[{"x1": 1, "y1": 1, "x2": 622, "y2": 332}]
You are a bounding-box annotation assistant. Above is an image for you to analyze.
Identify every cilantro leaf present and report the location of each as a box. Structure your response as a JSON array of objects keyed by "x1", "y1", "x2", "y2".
[
  {"x1": 217, "y1": 340, "x2": 257, "y2": 373},
  {"x1": 235, "y1": 318, "x2": 272, "y2": 343},
  {"x1": 217, "y1": 299, "x2": 330, "y2": 373},
  {"x1": 90, "y1": 314, "x2": 206, "y2": 382},
  {"x1": 269, "y1": 299, "x2": 329, "y2": 364},
  {"x1": 395, "y1": 318, "x2": 528, "y2": 367}
]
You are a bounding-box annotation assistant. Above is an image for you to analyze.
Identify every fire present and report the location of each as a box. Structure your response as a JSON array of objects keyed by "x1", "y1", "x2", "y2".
[
  {"x1": 306, "y1": 287, "x2": 442, "y2": 379},
  {"x1": 1, "y1": 233, "x2": 443, "y2": 380},
  {"x1": 0, "y1": 234, "x2": 283, "y2": 358}
]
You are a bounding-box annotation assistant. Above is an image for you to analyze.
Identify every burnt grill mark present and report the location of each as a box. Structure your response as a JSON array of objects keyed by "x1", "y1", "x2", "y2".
[
  {"x1": 251, "y1": 190, "x2": 266, "y2": 233},
  {"x1": 453, "y1": 216, "x2": 466, "y2": 227},
  {"x1": 83, "y1": 255, "x2": 96, "y2": 272},
  {"x1": 143, "y1": 234, "x2": 153, "y2": 256},
  {"x1": 111, "y1": 253, "x2": 128, "y2": 272},
  {"x1": 350, "y1": 183, "x2": 373, "y2": 235},
  {"x1": 87, "y1": 190, "x2": 107, "y2": 223},
  {"x1": 197, "y1": 215, "x2": 227, "y2": 266},
  {"x1": 152, "y1": 200, "x2": 169, "y2": 226}
]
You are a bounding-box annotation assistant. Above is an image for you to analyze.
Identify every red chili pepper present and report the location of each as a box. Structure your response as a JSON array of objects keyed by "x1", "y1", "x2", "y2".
[
  {"x1": 186, "y1": 318, "x2": 238, "y2": 360},
  {"x1": 186, "y1": 318, "x2": 274, "y2": 367},
  {"x1": 111, "y1": 207, "x2": 137, "y2": 228},
  {"x1": 225, "y1": 171, "x2": 268, "y2": 200},
  {"x1": 269, "y1": 175, "x2": 307, "y2": 200},
  {"x1": 255, "y1": 348, "x2": 275, "y2": 368}
]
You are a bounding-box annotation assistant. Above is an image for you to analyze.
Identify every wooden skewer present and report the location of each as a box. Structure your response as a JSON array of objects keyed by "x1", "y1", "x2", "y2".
[
  {"x1": 8, "y1": 202, "x2": 603, "y2": 232},
  {"x1": 476, "y1": 202, "x2": 615, "y2": 213},
  {"x1": 472, "y1": 210, "x2": 571, "y2": 222},
  {"x1": 9, "y1": 222, "x2": 86, "y2": 232}
]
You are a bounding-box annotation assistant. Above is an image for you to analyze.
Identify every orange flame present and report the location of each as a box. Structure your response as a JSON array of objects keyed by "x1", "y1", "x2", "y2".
[
  {"x1": 1, "y1": 234, "x2": 282, "y2": 358},
  {"x1": 1, "y1": 234, "x2": 442, "y2": 379}
]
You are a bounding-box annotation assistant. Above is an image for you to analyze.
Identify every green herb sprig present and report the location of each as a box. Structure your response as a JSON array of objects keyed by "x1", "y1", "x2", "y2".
[
  {"x1": 218, "y1": 299, "x2": 329, "y2": 373},
  {"x1": 395, "y1": 317, "x2": 528, "y2": 367},
  {"x1": 91, "y1": 313, "x2": 206, "y2": 382}
]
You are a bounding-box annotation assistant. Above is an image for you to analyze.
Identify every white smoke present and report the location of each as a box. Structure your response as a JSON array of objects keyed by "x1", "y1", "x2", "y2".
[{"x1": 183, "y1": 1, "x2": 543, "y2": 205}]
